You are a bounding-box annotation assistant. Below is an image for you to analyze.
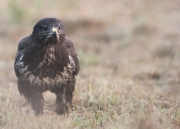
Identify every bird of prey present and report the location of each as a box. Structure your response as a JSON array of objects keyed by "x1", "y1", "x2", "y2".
[{"x1": 14, "y1": 18, "x2": 80, "y2": 115}]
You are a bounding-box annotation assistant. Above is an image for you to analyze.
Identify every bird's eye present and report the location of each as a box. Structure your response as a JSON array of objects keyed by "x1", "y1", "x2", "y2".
[
  {"x1": 58, "y1": 26, "x2": 61, "y2": 30},
  {"x1": 41, "y1": 26, "x2": 48, "y2": 31}
]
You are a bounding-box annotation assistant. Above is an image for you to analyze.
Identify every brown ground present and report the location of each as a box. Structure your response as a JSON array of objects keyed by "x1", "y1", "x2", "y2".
[{"x1": 0, "y1": 0, "x2": 180, "y2": 128}]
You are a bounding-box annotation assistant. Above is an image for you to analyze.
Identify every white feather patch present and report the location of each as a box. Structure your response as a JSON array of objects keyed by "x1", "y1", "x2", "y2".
[
  {"x1": 19, "y1": 65, "x2": 28, "y2": 73},
  {"x1": 28, "y1": 74, "x2": 35, "y2": 84},
  {"x1": 68, "y1": 55, "x2": 75, "y2": 71}
]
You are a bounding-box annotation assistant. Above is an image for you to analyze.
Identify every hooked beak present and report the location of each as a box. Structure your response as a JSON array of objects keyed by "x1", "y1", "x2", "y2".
[{"x1": 51, "y1": 27, "x2": 58, "y2": 39}]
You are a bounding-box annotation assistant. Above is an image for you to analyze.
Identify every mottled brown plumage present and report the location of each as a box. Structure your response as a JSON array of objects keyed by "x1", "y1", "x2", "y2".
[{"x1": 14, "y1": 18, "x2": 80, "y2": 115}]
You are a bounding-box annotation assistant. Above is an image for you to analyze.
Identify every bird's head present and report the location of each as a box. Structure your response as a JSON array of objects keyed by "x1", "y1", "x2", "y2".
[{"x1": 32, "y1": 18, "x2": 65, "y2": 44}]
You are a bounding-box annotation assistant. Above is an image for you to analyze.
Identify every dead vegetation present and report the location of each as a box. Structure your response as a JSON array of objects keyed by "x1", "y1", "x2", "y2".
[{"x1": 0, "y1": 0, "x2": 180, "y2": 128}]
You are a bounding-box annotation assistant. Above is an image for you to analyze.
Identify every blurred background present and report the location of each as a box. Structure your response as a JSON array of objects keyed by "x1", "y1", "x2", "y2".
[{"x1": 0, "y1": 0, "x2": 180, "y2": 128}]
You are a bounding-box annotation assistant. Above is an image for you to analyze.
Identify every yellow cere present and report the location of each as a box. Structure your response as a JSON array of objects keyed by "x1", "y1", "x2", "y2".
[{"x1": 52, "y1": 27, "x2": 57, "y2": 33}]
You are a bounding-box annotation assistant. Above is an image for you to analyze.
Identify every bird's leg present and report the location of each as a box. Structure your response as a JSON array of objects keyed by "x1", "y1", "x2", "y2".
[
  {"x1": 18, "y1": 85, "x2": 44, "y2": 115},
  {"x1": 65, "y1": 86, "x2": 73, "y2": 113},
  {"x1": 28, "y1": 91, "x2": 44, "y2": 115},
  {"x1": 62, "y1": 86, "x2": 67, "y2": 114},
  {"x1": 55, "y1": 86, "x2": 73, "y2": 115},
  {"x1": 55, "y1": 88, "x2": 67, "y2": 115}
]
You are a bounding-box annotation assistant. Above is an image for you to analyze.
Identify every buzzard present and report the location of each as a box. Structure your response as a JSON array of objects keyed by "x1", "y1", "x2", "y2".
[{"x1": 14, "y1": 18, "x2": 80, "y2": 115}]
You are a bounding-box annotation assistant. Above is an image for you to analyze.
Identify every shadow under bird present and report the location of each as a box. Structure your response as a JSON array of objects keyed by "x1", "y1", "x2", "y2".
[{"x1": 14, "y1": 18, "x2": 80, "y2": 115}]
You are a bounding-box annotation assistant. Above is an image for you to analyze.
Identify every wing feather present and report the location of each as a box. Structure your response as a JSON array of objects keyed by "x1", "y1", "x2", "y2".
[
  {"x1": 14, "y1": 36, "x2": 38, "y2": 77},
  {"x1": 65, "y1": 37, "x2": 80, "y2": 75}
]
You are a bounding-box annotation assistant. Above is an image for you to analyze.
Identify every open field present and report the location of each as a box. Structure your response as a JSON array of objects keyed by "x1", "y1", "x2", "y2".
[{"x1": 0, "y1": 0, "x2": 180, "y2": 128}]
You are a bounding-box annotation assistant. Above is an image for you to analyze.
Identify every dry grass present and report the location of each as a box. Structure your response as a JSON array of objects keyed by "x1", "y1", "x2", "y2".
[{"x1": 1, "y1": 0, "x2": 180, "y2": 128}]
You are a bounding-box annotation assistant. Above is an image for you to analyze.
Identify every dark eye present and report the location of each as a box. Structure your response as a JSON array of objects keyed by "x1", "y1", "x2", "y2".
[
  {"x1": 41, "y1": 25, "x2": 48, "y2": 31},
  {"x1": 58, "y1": 26, "x2": 61, "y2": 30}
]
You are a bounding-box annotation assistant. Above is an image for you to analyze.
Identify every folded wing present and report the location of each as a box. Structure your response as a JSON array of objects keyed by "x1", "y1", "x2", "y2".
[{"x1": 65, "y1": 37, "x2": 80, "y2": 76}]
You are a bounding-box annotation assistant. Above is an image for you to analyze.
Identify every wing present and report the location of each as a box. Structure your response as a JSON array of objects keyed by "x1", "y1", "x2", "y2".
[
  {"x1": 14, "y1": 36, "x2": 40, "y2": 78},
  {"x1": 65, "y1": 36, "x2": 80, "y2": 76},
  {"x1": 14, "y1": 36, "x2": 31, "y2": 77}
]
